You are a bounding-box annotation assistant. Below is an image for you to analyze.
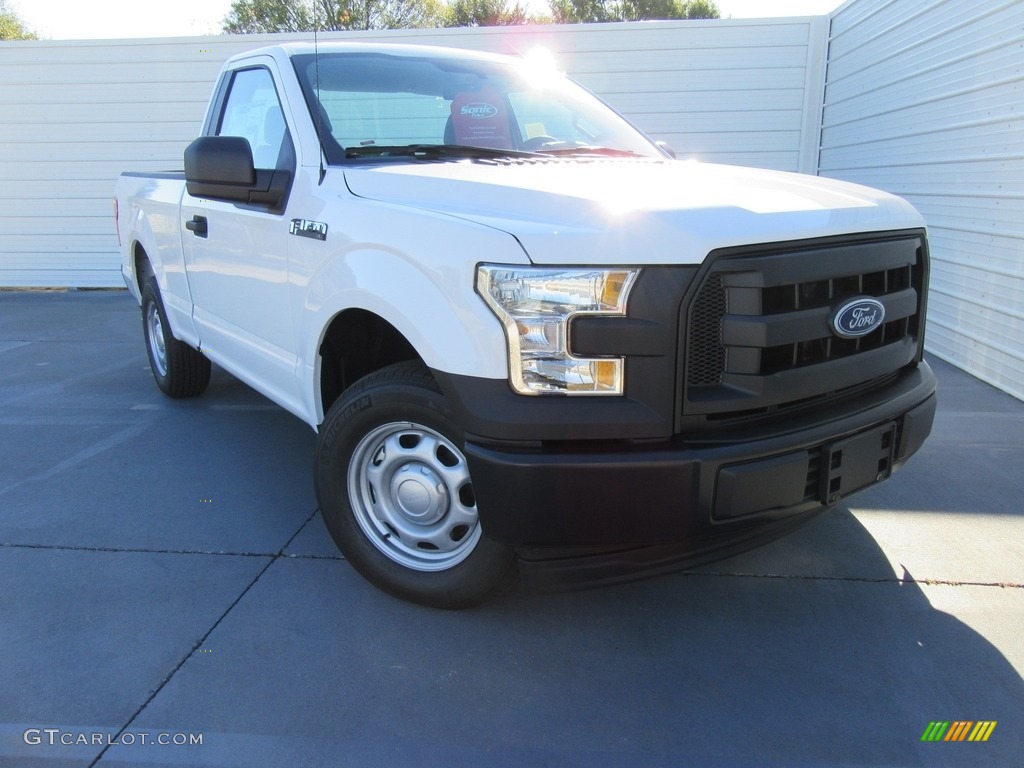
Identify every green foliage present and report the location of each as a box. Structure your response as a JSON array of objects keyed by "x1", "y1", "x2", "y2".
[
  {"x1": 221, "y1": 0, "x2": 718, "y2": 32},
  {"x1": 548, "y1": 0, "x2": 610, "y2": 23},
  {"x1": 329, "y1": 0, "x2": 447, "y2": 30},
  {"x1": 223, "y1": 0, "x2": 447, "y2": 32},
  {"x1": 549, "y1": 0, "x2": 719, "y2": 23},
  {"x1": 223, "y1": 0, "x2": 314, "y2": 33},
  {"x1": 678, "y1": 0, "x2": 719, "y2": 18},
  {"x1": 443, "y1": 0, "x2": 527, "y2": 27},
  {"x1": 0, "y1": 0, "x2": 37, "y2": 40}
]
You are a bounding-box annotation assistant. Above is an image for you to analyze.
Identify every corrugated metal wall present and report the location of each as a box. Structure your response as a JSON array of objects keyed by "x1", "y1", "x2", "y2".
[
  {"x1": 0, "y1": 19, "x2": 827, "y2": 288},
  {"x1": 820, "y1": 0, "x2": 1024, "y2": 400}
]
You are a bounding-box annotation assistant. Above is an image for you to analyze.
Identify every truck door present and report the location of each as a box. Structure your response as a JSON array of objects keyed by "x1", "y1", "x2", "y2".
[{"x1": 182, "y1": 61, "x2": 298, "y2": 407}]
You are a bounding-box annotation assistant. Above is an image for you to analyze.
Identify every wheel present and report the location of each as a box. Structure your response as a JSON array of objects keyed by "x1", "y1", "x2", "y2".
[
  {"x1": 315, "y1": 362, "x2": 516, "y2": 608},
  {"x1": 141, "y1": 277, "x2": 210, "y2": 398}
]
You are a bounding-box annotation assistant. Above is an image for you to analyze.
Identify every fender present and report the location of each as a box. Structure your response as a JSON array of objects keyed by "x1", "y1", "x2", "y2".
[
  {"x1": 120, "y1": 175, "x2": 201, "y2": 347},
  {"x1": 290, "y1": 192, "x2": 532, "y2": 426},
  {"x1": 298, "y1": 249, "x2": 508, "y2": 426}
]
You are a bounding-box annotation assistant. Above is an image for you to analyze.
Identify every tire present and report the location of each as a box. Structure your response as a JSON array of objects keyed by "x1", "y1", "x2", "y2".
[
  {"x1": 141, "y1": 278, "x2": 211, "y2": 398},
  {"x1": 315, "y1": 362, "x2": 516, "y2": 609}
]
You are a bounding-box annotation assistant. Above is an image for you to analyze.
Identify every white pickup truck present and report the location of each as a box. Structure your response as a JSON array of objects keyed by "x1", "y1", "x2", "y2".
[{"x1": 115, "y1": 42, "x2": 937, "y2": 608}]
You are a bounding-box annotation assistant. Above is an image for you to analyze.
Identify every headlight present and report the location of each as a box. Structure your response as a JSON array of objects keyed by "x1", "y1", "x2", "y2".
[{"x1": 477, "y1": 266, "x2": 639, "y2": 395}]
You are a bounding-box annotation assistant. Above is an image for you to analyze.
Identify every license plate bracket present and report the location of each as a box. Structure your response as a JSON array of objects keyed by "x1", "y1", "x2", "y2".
[{"x1": 821, "y1": 422, "x2": 897, "y2": 505}]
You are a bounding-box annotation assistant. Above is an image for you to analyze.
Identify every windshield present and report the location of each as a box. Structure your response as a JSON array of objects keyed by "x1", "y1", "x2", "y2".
[{"x1": 290, "y1": 51, "x2": 663, "y2": 164}]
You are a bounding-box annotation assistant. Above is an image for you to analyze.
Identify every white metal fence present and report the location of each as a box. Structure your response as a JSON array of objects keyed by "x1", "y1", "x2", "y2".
[{"x1": 820, "y1": 0, "x2": 1024, "y2": 400}]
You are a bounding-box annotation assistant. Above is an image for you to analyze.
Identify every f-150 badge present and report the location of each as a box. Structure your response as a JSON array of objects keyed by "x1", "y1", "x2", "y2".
[{"x1": 290, "y1": 219, "x2": 328, "y2": 241}]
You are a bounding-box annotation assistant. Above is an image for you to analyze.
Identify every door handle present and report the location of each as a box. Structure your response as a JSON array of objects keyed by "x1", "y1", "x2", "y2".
[{"x1": 186, "y1": 215, "x2": 208, "y2": 238}]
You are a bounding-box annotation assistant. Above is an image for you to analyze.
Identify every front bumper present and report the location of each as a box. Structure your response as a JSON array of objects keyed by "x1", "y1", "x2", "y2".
[{"x1": 459, "y1": 362, "x2": 936, "y2": 589}]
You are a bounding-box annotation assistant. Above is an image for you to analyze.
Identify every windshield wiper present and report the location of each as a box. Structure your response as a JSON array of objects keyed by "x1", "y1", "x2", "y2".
[
  {"x1": 536, "y1": 146, "x2": 645, "y2": 158},
  {"x1": 345, "y1": 144, "x2": 544, "y2": 161}
]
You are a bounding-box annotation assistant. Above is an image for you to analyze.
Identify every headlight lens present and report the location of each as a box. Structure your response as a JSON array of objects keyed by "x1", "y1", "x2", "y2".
[{"x1": 477, "y1": 266, "x2": 639, "y2": 395}]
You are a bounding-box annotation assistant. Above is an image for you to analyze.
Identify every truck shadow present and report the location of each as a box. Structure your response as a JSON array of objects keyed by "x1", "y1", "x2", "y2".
[{"x1": 459, "y1": 507, "x2": 1024, "y2": 766}]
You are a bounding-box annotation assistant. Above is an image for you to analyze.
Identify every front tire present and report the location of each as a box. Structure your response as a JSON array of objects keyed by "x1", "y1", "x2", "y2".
[
  {"x1": 315, "y1": 362, "x2": 515, "y2": 608},
  {"x1": 141, "y1": 278, "x2": 210, "y2": 398}
]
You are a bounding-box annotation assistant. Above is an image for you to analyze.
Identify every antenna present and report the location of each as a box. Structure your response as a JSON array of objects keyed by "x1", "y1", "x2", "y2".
[{"x1": 313, "y1": 1, "x2": 326, "y2": 184}]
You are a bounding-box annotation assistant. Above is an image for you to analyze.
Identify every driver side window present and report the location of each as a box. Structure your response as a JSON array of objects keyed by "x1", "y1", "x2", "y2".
[{"x1": 218, "y1": 67, "x2": 293, "y2": 172}]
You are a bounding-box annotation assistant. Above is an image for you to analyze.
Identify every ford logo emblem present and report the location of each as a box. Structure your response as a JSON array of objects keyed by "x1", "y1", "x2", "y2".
[{"x1": 830, "y1": 297, "x2": 886, "y2": 339}]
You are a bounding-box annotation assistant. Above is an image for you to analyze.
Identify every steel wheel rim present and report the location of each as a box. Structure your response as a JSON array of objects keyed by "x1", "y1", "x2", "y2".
[
  {"x1": 146, "y1": 302, "x2": 168, "y2": 377},
  {"x1": 347, "y1": 421, "x2": 481, "y2": 571}
]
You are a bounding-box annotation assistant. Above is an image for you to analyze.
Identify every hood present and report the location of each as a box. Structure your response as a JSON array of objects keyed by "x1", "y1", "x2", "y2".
[{"x1": 343, "y1": 158, "x2": 924, "y2": 265}]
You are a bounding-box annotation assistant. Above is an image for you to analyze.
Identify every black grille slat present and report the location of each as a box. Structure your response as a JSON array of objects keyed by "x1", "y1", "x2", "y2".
[
  {"x1": 720, "y1": 286, "x2": 918, "y2": 371},
  {"x1": 681, "y1": 233, "x2": 927, "y2": 423}
]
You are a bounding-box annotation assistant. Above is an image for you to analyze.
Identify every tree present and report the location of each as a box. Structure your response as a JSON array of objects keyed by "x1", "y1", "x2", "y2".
[
  {"x1": 223, "y1": 0, "x2": 314, "y2": 33},
  {"x1": 549, "y1": 0, "x2": 718, "y2": 23},
  {"x1": 548, "y1": 0, "x2": 611, "y2": 23},
  {"x1": 222, "y1": 0, "x2": 718, "y2": 32},
  {"x1": 331, "y1": 0, "x2": 446, "y2": 29},
  {"x1": 0, "y1": 0, "x2": 37, "y2": 40},
  {"x1": 676, "y1": 0, "x2": 719, "y2": 19},
  {"x1": 223, "y1": 0, "x2": 446, "y2": 33},
  {"x1": 443, "y1": 0, "x2": 527, "y2": 27}
]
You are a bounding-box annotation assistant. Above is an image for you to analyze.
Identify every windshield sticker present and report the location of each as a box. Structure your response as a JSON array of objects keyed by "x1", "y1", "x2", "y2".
[{"x1": 450, "y1": 88, "x2": 512, "y2": 149}]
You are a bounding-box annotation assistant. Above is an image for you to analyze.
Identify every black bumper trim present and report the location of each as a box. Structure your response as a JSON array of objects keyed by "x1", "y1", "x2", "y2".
[{"x1": 464, "y1": 364, "x2": 936, "y2": 559}]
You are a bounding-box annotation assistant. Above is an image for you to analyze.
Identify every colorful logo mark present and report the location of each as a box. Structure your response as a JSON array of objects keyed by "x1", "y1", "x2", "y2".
[{"x1": 921, "y1": 721, "x2": 997, "y2": 742}]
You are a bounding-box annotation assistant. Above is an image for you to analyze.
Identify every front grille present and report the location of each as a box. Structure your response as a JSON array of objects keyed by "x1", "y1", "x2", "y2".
[
  {"x1": 759, "y1": 264, "x2": 913, "y2": 374},
  {"x1": 680, "y1": 231, "x2": 928, "y2": 423}
]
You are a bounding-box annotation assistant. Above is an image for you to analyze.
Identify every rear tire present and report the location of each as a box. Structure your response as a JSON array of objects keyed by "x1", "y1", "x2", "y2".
[
  {"x1": 141, "y1": 278, "x2": 210, "y2": 398},
  {"x1": 315, "y1": 362, "x2": 516, "y2": 609}
]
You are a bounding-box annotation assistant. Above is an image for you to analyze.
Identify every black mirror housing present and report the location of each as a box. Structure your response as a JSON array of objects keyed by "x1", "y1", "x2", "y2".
[
  {"x1": 185, "y1": 136, "x2": 256, "y2": 198},
  {"x1": 184, "y1": 136, "x2": 290, "y2": 212}
]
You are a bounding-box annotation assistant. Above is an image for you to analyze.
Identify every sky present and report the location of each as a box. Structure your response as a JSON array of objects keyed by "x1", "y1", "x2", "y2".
[{"x1": 9, "y1": 0, "x2": 846, "y2": 40}]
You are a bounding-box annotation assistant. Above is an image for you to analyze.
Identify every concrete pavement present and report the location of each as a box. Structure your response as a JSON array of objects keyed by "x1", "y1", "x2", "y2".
[{"x1": 1, "y1": 290, "x2": 1021, "y2": 767}]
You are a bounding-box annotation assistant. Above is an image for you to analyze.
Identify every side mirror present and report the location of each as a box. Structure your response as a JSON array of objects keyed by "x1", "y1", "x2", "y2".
[
  {"x1": 185, "y1": 136, "x2": 255, "y2": 200},
  {"x1": 184, "y1": 136, "x2": 290, "y2": 212}
]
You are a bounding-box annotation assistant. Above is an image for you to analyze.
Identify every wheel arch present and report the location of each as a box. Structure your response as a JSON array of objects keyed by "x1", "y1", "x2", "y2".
[
  {"x1": 317, "y1": 308, "x2": 424, "y2": 418},
  {"x1": 302, "y1": 246, "x2": 512, "y2": 426},
  {"x1": 134, "y1": 242, "x2": 155, "y2": 296}
]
